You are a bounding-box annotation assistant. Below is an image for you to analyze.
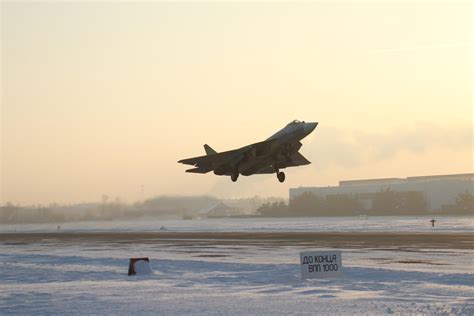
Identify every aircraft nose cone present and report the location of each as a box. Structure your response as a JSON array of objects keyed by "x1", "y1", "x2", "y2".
[{"x1": 305, "y1": 122, "x2": 318, "y2": 134}]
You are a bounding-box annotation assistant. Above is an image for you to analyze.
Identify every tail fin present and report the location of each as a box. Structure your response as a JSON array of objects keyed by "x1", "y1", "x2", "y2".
[{"x1": 204, "y1": 144, "x2": 217, "y2": 155}]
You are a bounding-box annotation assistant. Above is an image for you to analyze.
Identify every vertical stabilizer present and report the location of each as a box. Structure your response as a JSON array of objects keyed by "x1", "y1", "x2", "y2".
[{"x1": 204, "y1": 144, "x2": 217, "y2": 155}]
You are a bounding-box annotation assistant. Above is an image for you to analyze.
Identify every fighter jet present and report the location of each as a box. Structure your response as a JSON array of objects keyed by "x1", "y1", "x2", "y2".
[{"x1": 178, "y1": 120, "x2": 318, "y2": 183}]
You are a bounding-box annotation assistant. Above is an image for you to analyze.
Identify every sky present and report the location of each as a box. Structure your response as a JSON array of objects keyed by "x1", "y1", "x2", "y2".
[{"x1": 1, "y1": 1, "x2": 472, "y2": 205}]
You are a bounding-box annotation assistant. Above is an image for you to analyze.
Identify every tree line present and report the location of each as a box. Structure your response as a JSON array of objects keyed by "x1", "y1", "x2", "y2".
[
  {"x1": 257, "y1": 189, "x2": 474, "y2": 217},
  {"x1": 0, "y1": 195, "x2": 280, "y2": 224}
]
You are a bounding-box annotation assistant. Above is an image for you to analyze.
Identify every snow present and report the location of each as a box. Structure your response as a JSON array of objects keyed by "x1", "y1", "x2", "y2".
[
  {"x1": 1, "y1": 216, "x2": 473, "y2": 234},
  {"x1": 1, "y1": 233, "x2": 473, "y2": 315}
]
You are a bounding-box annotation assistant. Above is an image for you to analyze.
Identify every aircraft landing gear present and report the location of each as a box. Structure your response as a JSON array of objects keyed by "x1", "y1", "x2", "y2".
[
  {"x1": 231, "y1": 173, "x2": 239, "y2": 182},
  {"x1": 277, "y1": 171, "x2": 285, "y2": 183}
]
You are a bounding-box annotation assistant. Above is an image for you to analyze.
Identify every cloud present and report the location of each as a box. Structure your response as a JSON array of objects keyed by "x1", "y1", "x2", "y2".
[
  {"x1": 305, "y1": 123, "x2": 472, "y2": 169},
  {"x1": 305, "y1": 126, "x2": 363, "y2": 169}
]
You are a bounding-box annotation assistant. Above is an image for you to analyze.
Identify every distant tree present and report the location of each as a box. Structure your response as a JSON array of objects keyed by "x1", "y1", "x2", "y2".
[
  {"x1": 101, "y1": 194, "x2": 109, "y2": 217},
  {"x1": 101, "y1": 195, "x2": 109, "y2": 204},
  {"x1": 257, "y1": 201, "x2": 288, "y2": 216},
  {"x1": 142, "y1": 195, "x2": 220, "y2": 216},
  {"x1": 370, "y1": 188, "x2": 401, "y2": 215},
  {"x1": 0, "y1": 202, "x2": 20, "y2": 222},
  {"x1": 286, "y1": 192, "x2": 363, "y2": 216},
  {"x1": 401, "y1": 191, "x2": 428, "y2": 215},
  {"x1": 289, "y1": 192, "x2": 326, "y2": 216},
  {"x1": 370, "y1": 189, "x2": 429, "y2": 215},
  {"x1": 454, "y1": 191, "x2": 474, "y2": 214},
  {"x1": 325, "y1": 194, "x2": 362, "y2": 216}
]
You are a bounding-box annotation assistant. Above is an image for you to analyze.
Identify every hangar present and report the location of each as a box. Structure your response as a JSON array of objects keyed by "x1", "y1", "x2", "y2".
[{"x1": 290, "y1": 173, "x2": 474, "y2": 211}]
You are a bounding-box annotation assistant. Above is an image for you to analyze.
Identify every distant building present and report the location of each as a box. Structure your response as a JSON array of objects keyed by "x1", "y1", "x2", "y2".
[
  {"x1": 206, "y1": 202, "x2": 240, "y2": 218},
  {"x1": 290, "y1": 173, "x2": 474, "y2": 211}
]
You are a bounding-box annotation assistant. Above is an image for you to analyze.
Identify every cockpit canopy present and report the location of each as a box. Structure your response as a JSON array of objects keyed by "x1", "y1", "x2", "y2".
[{"x1": 287, "y1": 120, "x2": 305, "y2": 126}]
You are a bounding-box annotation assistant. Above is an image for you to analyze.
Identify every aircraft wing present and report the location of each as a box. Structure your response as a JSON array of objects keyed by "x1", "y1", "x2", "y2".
[
  {"x1": 178, "y1": 139, "x2": 280, "y2": 173},
  {"x1": 253, "y1": 151, "x2": 311, "y2": 174},
  {"x1": 178, "y1": 148, "x2": 242, "y2": 173},
  {"x1": 283, "y1": 151, "x2": 311, "y2": 167}
]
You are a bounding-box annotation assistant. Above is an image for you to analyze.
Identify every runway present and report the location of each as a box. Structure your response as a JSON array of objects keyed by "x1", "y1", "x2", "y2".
[{"x1": 2, "y1": 231, "x2": 473, "y2": 249}]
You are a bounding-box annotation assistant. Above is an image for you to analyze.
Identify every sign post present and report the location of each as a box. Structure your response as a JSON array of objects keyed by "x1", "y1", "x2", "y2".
[{"x1": 300, "y1": 251, "x2": 342, "y2": 279}]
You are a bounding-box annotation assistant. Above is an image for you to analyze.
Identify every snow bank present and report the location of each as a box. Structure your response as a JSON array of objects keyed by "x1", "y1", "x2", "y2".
[{"x1": 2, "y1": 239, "x2": 473, "y2": 314}]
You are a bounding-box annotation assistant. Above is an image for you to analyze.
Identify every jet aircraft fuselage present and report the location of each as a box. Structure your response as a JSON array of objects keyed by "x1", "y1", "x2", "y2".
[{"x1": 178, "y1": 120, "x2": 318, "y2": 182}]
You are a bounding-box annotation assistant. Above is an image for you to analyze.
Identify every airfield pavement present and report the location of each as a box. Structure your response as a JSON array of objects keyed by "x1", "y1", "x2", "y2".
[{"x1": 2, "y1": 231, "x2": 473, "y2": 249}]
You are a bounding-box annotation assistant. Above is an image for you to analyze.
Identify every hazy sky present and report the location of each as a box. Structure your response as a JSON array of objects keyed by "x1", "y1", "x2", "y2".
[{"x1": 1, "y1": 1, "x2": 472, "y2": 205}]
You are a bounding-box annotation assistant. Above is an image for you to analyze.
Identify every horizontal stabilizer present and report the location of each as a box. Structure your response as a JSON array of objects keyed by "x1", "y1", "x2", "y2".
[
  {"x1": 186, "y1": 167, "x2": 211, "y2": 174},
  {"x1": 291, "y1": 152, "x2": 311, "y2": 166},
  {"x1": 204, "y1": 144, "x2": 217, "y2": 155}
]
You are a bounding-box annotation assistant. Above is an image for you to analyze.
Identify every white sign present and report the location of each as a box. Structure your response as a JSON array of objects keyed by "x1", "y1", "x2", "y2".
[{"x1": 300, "y1": 251, "x2": 343, "y2": 279}]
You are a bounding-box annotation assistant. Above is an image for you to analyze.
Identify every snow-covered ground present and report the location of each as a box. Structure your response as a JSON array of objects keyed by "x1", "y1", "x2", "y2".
[
  {"x1": 1, "y1": 216, "x2": 473, "y2": 233},
  {"x1": 1, "y1": 235, "x2": 473, "y2": 315}
]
